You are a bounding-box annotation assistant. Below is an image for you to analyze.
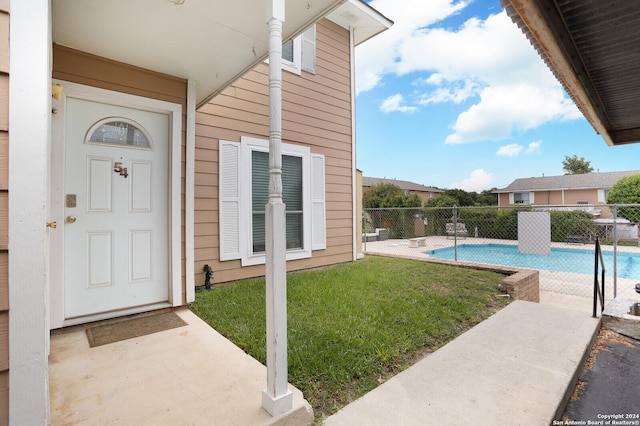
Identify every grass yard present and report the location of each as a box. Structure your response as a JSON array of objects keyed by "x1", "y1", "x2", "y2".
[{"x1": 190, "y1": 256, "x2": 509, "y2": 422}]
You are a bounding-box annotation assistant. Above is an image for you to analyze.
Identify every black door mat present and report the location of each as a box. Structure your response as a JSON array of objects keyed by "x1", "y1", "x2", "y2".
[{"x1": 86, "y1": 311, "x2": 188, "y2": 348}]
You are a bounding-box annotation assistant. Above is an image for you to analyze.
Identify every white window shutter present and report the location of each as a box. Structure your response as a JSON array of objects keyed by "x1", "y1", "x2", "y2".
[
  {"x1": 597, "y1": 189, "x2": 605, "y2": 203},
  {"x1": 219, "y1": 140, "x2": 241, "y2": 260},
  {"x1": 529, "y1": 192, "x2": 535, "y2": 204},
  {"x1": 509, "y1": 193, "x2": 514, "y2": 204},
  {"x1": 311, "y1": 153, "x2": 326, "y2": 250},
  {"x1": 301, "y1": 25, "x2": 316, "y2": 74}
]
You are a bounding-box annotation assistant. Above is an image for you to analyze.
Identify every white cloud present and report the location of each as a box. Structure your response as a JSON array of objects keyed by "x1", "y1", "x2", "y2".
[
  {"x1": 418, "y1": 79, "x2": 478, "y2": 105},
  {"x1": 445, "y1": 84, "x2": 580, "y2": 144},
  {"x1": 380, "y1": 94, "x2": 417, "y2": 114},
  {"x1": 497, "y1": 144, "x2": 523, "y2": 157},
  {"x1": 450, "y1": 169, "x2": 494, "y2": 192},
  {"x1": 526, "y1": 141, "x2": 542, "y2": 154},
  {"x1": 355, "y1": 1, "x2": 582, "y2": 142},
  {"x1": 496, "y1": 140, "x2": 543, "y2": 157}
]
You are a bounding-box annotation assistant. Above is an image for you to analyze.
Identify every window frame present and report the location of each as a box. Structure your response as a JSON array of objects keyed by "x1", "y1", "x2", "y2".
[
  {"x1": 281, "y1": 37, "x2": 302, "y2": 75},
  {"x1": 513, "y1": 192, "x2": 531, "y2": 204},
  {"x1": 241, "y1": 137, "x2": 312, "y2": 266}
]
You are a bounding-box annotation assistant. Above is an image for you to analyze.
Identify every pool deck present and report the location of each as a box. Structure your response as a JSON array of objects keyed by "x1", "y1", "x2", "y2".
[{"x1": 363, "y1": 237, "x2": 640, "y2": 302}]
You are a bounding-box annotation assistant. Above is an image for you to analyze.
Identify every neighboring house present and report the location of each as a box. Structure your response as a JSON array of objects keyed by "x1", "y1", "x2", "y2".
[
  {"x1": 494, "y1": 170, "x2": 640, "y2": 217},
  {"x1": 363, "y1": 176, "x2": 444, "y2": 205},
  {"x1": 3, "y1": 1, "x2": 390, "y2": 423}
]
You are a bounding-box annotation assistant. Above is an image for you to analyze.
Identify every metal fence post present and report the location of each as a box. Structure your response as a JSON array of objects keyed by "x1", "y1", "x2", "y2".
[
  {"x1": 613, "y1": 204, "x2": 618, "y2": 298},
  {"x1": 453, "y1": 205, "x2": 458, "y2": 261}
]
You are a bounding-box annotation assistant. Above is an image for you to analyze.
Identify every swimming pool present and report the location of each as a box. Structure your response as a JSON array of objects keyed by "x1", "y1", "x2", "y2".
[{"x1": 425, "y1": 243, "x2": 640, "y2": 279}]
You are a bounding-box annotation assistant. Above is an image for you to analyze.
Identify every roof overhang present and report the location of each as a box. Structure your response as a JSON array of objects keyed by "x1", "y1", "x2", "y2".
[
  {"x1": 327, "y1": 0, "x2": 393, "y2": 46},
  {"x1": 53, "y1": 0, "x2": 391, "y2": 108},
  {"x1": 501, "y1": 0, "x2": 640, "y2": 146}
]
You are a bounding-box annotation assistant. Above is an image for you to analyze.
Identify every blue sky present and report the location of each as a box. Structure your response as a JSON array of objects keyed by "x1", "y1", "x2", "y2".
[{"x1": 355, "y1": 0, "x2": 640, "y2": 192}]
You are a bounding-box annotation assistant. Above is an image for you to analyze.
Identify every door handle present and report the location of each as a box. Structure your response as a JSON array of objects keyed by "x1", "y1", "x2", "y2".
[{"x1": 66, "y1": 216, "x2": 76, "y2": 224}]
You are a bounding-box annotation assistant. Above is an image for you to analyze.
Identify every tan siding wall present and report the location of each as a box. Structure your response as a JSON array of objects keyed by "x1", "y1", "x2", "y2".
[
  {"x1": 563, "y1": 189, "x2": 598, "y2": 204},
  {"x1": 195, "y1": 19, "x2": 354, "y2": 285},
  {"x1": 0, "y1": 2, "x2": 7, "y2": 422},
  {"x1": 531, "y1": 190, "x2": 562, "y2": 205},
  {"x1": 52, "y1": 45, "x2": 189, "y2": 303}
]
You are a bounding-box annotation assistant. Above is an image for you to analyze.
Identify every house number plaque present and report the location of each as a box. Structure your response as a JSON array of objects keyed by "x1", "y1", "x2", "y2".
[{"x1": 66, "y1": 194, "x2": 77, "y2": 208}]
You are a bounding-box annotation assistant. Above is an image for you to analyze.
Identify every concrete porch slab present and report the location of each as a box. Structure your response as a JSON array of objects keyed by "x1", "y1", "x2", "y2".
[
  {"x1": 324, "y1": 301, "x2": 600, "y2": 426},
  {"x1": 49, "y1": 307, "x2": 312, "y2": 425}
]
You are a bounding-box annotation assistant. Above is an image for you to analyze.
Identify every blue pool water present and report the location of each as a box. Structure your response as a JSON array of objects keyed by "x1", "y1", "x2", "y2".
[{"x1": 425, "y1": 244, "x2": 640, "y2": 279}]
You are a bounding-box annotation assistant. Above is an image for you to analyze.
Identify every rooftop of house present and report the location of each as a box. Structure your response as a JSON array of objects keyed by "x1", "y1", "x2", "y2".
[
  {"x1": 363, "y1": 177, "x2": 443, "y2": 193},
  {"x1": 494, "y1": 170, "x2": 640, "y2": 193}
]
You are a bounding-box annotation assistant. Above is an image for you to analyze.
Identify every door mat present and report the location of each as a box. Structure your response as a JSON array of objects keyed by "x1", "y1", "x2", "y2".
[{"x1": 86, "y1": 311, "x2": 188, "y2": 348}]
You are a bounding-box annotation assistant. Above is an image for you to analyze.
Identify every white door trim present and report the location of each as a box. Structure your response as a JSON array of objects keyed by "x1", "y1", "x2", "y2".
[{"x1": 50, "y1": 80, "x2": 182, "y2": 328}]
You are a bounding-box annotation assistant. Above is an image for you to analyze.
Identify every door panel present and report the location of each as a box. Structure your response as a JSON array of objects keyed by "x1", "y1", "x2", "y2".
[{"x1": 64, "y1": 97, "x2": 169, "y2": 318}]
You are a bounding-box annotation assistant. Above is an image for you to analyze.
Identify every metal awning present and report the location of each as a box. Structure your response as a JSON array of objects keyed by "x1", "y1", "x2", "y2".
[
  {"x1": 53, "y1": 0, "x2": 391, "y2": 108},
  {"x1": 501, "y1": 0, "x2": 640, "y2": 146}
]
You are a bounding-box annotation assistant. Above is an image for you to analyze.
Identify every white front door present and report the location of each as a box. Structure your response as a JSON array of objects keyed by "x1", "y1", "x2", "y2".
[{"x1": 55, "y1": 88, "x2": 176, "y2": 320}]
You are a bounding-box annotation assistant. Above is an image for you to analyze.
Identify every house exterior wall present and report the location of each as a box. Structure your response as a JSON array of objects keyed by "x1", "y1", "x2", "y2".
[
  {"x1": 499, "y1": 189, "x2": 614, "y2": 218},
  {"x1": 563, "y1": 188, "x2": 598, "y2": 204},
  {"x1": 409, "y1": 190, "x2": 434, "y2": 206},
  {"x1": 194, "y1": 19, "x2": 354, "y2": 284},
  {"x1": 0, "y1": 2, "x2": 7, "y2": 422},
  {"x1": 52, "y1": 45, "x2": 190, "y2": 303}
]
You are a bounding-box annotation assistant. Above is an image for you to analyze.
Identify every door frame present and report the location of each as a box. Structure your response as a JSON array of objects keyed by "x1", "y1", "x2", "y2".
[{"x1": 49, "y1": 80, "x2": 183, "y2": 328}]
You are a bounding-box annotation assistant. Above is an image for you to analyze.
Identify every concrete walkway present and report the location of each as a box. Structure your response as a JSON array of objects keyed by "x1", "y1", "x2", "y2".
[
  {"x1": 50, "y1": 308, "x2": 313, "y2": 426},
  {"x1": 325, "y1": 301, "x2": 600, "y2": 426}
]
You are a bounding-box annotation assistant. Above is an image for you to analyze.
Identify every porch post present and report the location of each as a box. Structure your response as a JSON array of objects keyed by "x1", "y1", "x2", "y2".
[{"x1": 262, "y1": 0, "x2": 293, "y2": 417}]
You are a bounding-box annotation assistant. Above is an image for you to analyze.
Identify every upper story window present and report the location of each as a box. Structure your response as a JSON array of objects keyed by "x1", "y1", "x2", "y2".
[{"x1": 280, "y1": 25, "x2": 316, "y2": 75}]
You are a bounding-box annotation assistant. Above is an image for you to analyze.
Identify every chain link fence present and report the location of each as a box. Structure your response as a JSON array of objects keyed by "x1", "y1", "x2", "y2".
[{"x1": 363, "y1": 204, "x2": 640, "y2": 302}]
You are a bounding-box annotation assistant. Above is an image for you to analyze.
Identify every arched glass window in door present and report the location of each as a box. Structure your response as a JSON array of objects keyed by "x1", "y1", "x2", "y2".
[{"x1": 85, "y1": 117, "x2": 153, "y2": 150}]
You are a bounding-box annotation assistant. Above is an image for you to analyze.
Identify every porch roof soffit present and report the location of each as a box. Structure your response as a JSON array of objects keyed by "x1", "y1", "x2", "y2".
[{"x1": 53, "y1": 0, "x2": 391, "y2": 108}]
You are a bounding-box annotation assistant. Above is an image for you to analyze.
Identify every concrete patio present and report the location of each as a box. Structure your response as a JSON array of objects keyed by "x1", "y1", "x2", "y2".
[{"x1": 49, "y1": 307, "x2": 313, "y2": 426}]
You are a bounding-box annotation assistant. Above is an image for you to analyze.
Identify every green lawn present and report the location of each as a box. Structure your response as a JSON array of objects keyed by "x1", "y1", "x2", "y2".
[{"x1": 190, "y1": 256, "x2": 509, "y2": 422}]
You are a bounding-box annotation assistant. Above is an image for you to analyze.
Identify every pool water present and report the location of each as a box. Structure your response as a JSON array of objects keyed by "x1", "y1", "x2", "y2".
[{"x1": 425, "y1": 244, "x2": 640, "y2": 279}]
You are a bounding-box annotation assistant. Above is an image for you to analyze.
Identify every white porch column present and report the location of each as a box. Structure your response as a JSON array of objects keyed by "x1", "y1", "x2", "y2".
[
  {"x1": 9, "y1": 0, "x2": 52, "y2": 424},
  {"x1": 262, "y1": 0, "x2": 293, "y2": 417}
]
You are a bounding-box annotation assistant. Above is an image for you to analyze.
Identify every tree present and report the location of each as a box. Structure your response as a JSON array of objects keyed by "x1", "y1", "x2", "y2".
[
  {"x1": 363, "y1": 184, "x2": 421, "y2": 208},
  {"x1": 425, "y1": 194, "x2": 457, "y2": 208},
  {"x1": 443, "y1": 189, "x2": 474, "y2": 206},
  {"x1": 606, "y1": 174, "x2": 640, "y2": 222},
  {"x1": 562, "y1": 155, "x2": 594, "y2": 174},
  {"x1": 476, "y1": 188, "x2": 498, "y2": 206}
]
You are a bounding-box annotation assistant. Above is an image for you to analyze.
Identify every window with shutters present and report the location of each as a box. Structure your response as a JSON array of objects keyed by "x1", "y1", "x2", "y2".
[
  {"x1": 219, "y1": 137, "x2": 326, "y2": 266},
  {"x1": 279, "y1": 25, "x2": 316, "y2": 75}
]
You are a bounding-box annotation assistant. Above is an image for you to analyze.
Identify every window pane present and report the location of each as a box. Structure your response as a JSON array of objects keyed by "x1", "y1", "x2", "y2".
[
  {"x1": 253, "y1": 212, "x2": 265, "y2": 253},
  {"x1": 252, "y1": 151, "x2": 269, "y2": 210},
  {"x1": 251, "y1": 151, "x2": 304, "y2": 253},
  {"x1": 514, "y1": 192, "x2": 529, "y2": 204},
  {"x1": 282, "y1": 155, "x2": 302, "y2": 210},
  {"x1": 282, "y1": 40, "x2": 294, "y2": 62},
  {"x1": 87, "y1": 119, "x2": 151, "y2": 148},
  {"x1": 286, "y1": 212, "x2": 303, "y2": 249}
]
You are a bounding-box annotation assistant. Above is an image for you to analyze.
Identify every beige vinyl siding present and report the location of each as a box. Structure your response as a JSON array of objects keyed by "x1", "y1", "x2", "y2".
[
  {"x1": 52, "y1": 45, "x2": 190, "y2": 304},
  {"x1": 564, "y1": 189, "x2": 598, "y2": 204},
  {"x1": 0, "y1": 2, "x2": 7, "y2": 422},
  {"x1": 194, "y1": 18, "x2": 353, "y2": 285}
]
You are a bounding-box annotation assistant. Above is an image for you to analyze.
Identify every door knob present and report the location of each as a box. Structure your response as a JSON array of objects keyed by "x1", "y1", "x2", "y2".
[
  {"x1": 46, "y1": 222, "x2": 57, "y2": 229},
  {"x1": 66, "y1": 216, "x2": 76, "y2": 224}
]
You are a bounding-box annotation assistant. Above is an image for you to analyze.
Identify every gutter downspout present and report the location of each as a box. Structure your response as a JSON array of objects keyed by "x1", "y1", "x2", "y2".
[{"x1": 350, "y1": 27, "x2": 359, "y2": 261}]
